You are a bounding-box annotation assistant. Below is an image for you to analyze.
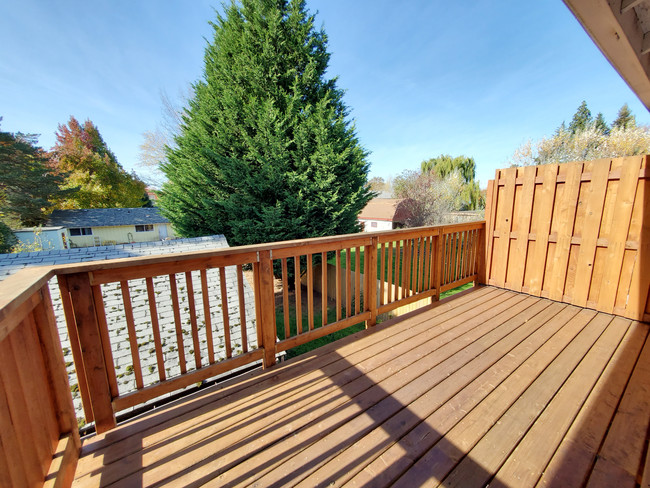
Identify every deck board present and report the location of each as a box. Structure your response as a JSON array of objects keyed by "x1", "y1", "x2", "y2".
[{"x1": 72, "y1": 286, "x2": 650, "y2": 488}]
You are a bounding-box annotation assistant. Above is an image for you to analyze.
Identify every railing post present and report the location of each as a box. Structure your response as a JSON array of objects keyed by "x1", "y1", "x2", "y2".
[
  {"x1": 257, "y1": 250, "x2": 277, "y2": 368},
  {"x1": 366, "y1": 237, "x2": 378, "y2": 327},
  {"x1": 477, "y1": 222, "x2": 487, "y2": 285},
  {"x1": 33, "y1": 285, "x2": 81, "y2": 449},
  {"x1": 64, "y1": 272, "x2": 116, "y2": 434}
]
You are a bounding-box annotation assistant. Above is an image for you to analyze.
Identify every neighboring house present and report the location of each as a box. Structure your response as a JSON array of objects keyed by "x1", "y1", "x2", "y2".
[
  {"x1": 13, "y1": 226, "x2": 68, "y2": 250},
  {"x1": 47, "y1": 208, "x2": 177, "y2": 248},
  {"x1": 358, "y1": 198, "x2": 412, "y2": 231}
]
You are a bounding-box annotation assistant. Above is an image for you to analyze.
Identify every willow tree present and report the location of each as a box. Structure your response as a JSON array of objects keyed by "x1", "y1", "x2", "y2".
[{"x1": 159, "y1": 0, "x2": 372, "y2": 246}]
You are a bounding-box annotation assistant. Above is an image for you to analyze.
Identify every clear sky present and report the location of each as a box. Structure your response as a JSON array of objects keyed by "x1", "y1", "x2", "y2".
[{"x1": 1, "y1": 0, "x2": 649, "y2": 189}]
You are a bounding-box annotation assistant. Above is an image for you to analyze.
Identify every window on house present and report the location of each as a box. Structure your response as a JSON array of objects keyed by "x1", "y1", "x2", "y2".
[
  {"x1": 69, "y1": 227, "x2": 92, "y2": 236},
  {"x1": 370, "y1": 222, "x2": 377, "y2": 228},
  {"x1": 135, "y1": 224, "x2": 154, "y2": 232}
]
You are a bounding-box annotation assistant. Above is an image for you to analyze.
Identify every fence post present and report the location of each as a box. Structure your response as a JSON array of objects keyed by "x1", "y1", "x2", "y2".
[
  {"x1": 477, "y1": 222, "x2": 487, "y2": 285},
  {"x1": 257, "y1": 250, "x2": 277, "y2": 368},
  {"x1": 63, "y1": 272, "x2": 116, "y2": 434},
  {"x1": 366, "y1": 237, "x2": 378, "y2": 327}
]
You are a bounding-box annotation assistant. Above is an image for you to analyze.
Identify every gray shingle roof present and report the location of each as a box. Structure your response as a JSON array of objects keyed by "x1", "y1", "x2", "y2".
[{"x1": 48, "y1": 208, "x2": 170, "y2": 228}]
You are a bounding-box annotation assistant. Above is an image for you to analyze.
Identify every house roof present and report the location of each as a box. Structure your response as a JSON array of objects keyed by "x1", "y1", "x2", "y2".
[
  {"x1": 358, "y1": 198, "x2": 411, "y2": 223},
  {"x1": 48, "y1": 208, "x2": 170, "y2": 228},
  {"x1": 564, "y1": 0, "x2": 650, "y2": 110}
]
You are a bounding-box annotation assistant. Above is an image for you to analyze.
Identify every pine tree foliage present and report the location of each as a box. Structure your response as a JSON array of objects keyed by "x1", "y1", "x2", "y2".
[
  {"x1": 594, "y1": 112, "x2": 609, "y2": 135},
  {"x1": 0, "y1": 128, "x2": 68, "y2": 227},
  {"x1": 612, "y1": 103, "x2": 636, "y2": 130},
  {"x1": 50, "y1": 116, "x2": 147, "y2": 209},
  {"x1": 159, "y1": 0, "x2": 372, "y2": 246},
  {"x1": 510, "y1": 102, "x2": 649, "y2": 166},
  {"x1": 568, "y1": 100, "x2": 592, "y2": 134}
]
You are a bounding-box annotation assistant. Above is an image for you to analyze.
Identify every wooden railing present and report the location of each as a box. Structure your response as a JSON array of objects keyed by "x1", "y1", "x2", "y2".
[{"x1": 0, "y1": 222, "x2": 486, "y2": 476}]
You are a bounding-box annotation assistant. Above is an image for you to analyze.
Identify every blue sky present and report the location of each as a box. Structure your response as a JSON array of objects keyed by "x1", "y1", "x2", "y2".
[{"x1": 1, "y1": 1, "x2": 648, "y2": 189}]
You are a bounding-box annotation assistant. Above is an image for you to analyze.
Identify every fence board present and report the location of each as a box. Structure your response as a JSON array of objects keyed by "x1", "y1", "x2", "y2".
[
  {"x1": 507, "y1": 166, "x2": 536, "y2": 291},
  {"x1": 598, "y1": 157, "x2": 642, "y2": 313},
  {"x1": 573, "y1": 160, "x2": 611, "y2": 307},
  {"x1": 492, "y1": 167, "x2": 517, "y2": 286},
  {"x1": 549, "y1": 161, "x2": 583, "y2": 301}
]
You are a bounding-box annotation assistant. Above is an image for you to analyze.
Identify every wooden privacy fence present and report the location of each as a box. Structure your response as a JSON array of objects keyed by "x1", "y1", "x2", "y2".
[
  {"x1": 486, "y1": 155, "x2": 650, "y2": 320},
  {"x1": 0, "y1": 222, "x2": 485, "y2": 450}
]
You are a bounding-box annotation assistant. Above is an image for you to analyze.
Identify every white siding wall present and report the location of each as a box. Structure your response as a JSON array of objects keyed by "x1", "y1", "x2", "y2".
[
  {"x1": 68, "y1": 223, "x2": 177, "y2": 248},
  {"x1": 359, "y1": 219, "x2": 393, "y2": 232}
]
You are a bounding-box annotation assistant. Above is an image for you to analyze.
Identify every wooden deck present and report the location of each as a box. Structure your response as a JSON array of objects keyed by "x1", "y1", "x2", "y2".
[{"x1": 72, "y1": 286, "x2": 650, "y2": 488}]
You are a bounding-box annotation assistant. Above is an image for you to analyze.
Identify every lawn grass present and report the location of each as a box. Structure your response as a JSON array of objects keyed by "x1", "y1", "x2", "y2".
[
  {"x1": 275, "y1": 303, "x2": 365, "y2": 359},
  {"x1": 326, "y1": 242, "x2": 413, "y2": 286},
  {"x1": 275, "y1": 280, "x2": 474, "y2": 359}
]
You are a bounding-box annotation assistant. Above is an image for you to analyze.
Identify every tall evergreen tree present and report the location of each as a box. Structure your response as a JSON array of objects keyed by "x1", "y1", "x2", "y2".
[
  {"x1": 159, "y1": 0, "x2": 372, "y2": 247},
  {"x1": 0, "y1": 125, "x2": 68, "y2": 227},
  {"x1": 568, "y1": 101, "x2": 592, "y2": 134},
  {"x1": 594, "y1": 112, "x2": 609, "y2": 135},
  {"x1": 612, "y1": 103, "x2": 636, "y2": 130},
  {"x1": 50, "y1": 116, "x2": 147, "y2": 209}
]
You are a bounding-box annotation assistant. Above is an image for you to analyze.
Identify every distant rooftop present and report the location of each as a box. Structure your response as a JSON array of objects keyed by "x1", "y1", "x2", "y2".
[
  {"x1": 358, "y1": 198, "x2": 411, "y2": 223},
  {"x1": 48, "y1": 208, "x2": 170, "y2": 228}
]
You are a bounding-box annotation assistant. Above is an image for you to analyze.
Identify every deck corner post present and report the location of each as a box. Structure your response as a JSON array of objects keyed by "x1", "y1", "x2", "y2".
[
  {"x1": 367, "y1": 236, "x2": 378, "y2": 327},
  {"x1": 64, "y1": 272, "x2": 116, "y2": 434},
  {"x1": 477, "y1": 221, "x2": 487, "y2": 285},
  {"x1": 257, "y1": 250, "x2": 277, "y2": 368},
  {"x1": 33, "y1": 284, "x2": 81, "y2": 449}
]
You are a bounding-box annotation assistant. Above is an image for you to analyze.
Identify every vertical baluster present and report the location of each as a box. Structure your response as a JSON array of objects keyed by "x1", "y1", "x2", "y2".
[
  {"x1": 345, "y1": 249, "x2": 352, "y2": 317},
  {"x1": 236, "y1": 265, "x2": 248, "y2": 353},
  {"x1": 471, "y1": 229, "x2": 480, "y2": 274},
  {"x1": 412, "y1": 238, "x2": 419, "y2": 293},
  {"x1": 307, "y1": 254, "x2": 314, "y2": 331},
  {"x1": 321, "y1": 252, "x2": 328, "y2": 327},
  {"x1": 294, "y1": 257, "x2": 302, "y2": 335},
  {"x1": 387, "y1": 242, "x2": 393, "y2": 303},
  {"x1": 336, "y1": 249, "x2": 342, "y2": 322},
  {"x1": 455, "y1": 231, "x2": 464, "y2": 281},
  {"x1": 394, "y1": 240, "x2": 401, "y2": 301},
  {"x1": 119, "y1": 281, "x2": 143, "y2": 389},
  {"x1": 169, "y1": 274, "x2": 186, "y2": 374},
  {"x1": 423, "y1": 236, "x2": 431, "y2": 291},
  {"x1": 185, "y1": 271, "x2": 202, "y2": 369},
  {"x1": 145, "y1": 277, "x2": 166, "y2": 381},
  {"x1": 281, "y1": 258, "x2": 290, "y2": 339},
  {"x1": 402, "y1": 239, "x2": 411, "y2": 298},
  {"x1": 418, "y1": 237, "x2": 426, "y2": 292},
  {"x1": 379, "y1": 243, "x2": 386, "y2": 306},
  {"x1": 355, "y1": 246, "x2": 361, "y2": 314},
  {"x1": 367, "y1": 236, "x2": 378, "y2": 327},
  {"x1": 464, "y1": 230, "x2": 472, "y2": 278},
  {"x1": 91, "y1": 284, "x2": 118, "y2": 397},
  {"x1": 219, "y1": 268, "x2": 232, "y2": 358},
  {"x1": 200, "y1": 270, "x2": 215, "y2": 364},
  {"x1": 449, "y1": 233, "x2": 455, "y2": 283}
]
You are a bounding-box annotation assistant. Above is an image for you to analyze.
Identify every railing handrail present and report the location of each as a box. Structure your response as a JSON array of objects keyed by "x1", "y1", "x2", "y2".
[{"x1": 46, "y1": 222, "x2": 484, "y2": 276}]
